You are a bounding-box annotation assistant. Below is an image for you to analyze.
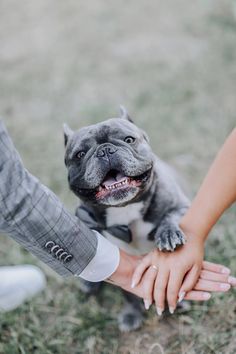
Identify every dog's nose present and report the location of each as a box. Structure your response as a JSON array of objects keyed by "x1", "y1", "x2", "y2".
[{"x1": 96, "y1": 144, "x2": 117, "y2": 158}]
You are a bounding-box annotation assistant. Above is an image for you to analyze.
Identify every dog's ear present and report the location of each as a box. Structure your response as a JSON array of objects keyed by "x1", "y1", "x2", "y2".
[
  {"x1": 63, "y1": 123, "x2": 74, "y2": 147},
  {"x1": 119, "y1": 105, "x2": 134, "y2": 123}
]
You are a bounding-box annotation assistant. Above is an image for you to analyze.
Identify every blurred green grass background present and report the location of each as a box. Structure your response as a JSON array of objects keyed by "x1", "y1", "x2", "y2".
[{"x1": 1, "y1": 0, "x2": 236, "y2": 353}]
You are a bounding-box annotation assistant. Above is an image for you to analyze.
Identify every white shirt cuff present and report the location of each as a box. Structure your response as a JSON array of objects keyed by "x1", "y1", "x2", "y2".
[{"x1": 76, "y1": 231, "x2": 120, "y2": 282}]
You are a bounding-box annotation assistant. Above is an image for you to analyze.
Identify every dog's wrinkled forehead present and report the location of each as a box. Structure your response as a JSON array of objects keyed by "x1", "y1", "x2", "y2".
[
  {"x1": 66, "y1": 118, "x2": 144, "y2": 158},
  {"x1": 96, "y1": 118, "x2": 141, "y2": 141}
]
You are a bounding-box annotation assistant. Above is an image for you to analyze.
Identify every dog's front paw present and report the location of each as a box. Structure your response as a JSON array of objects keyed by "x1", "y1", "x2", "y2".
[
  {"x1": 155, "y1": 225, "x2": 186, "y2": 251},
  {"x1": 118, "y1": 305, "x2": 144, "y2": 332}
]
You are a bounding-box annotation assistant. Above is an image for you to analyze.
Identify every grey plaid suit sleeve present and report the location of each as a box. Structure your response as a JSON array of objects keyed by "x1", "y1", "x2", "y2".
[{"x1": 0, "y1": 121, "x2": 98, "y2": 277}]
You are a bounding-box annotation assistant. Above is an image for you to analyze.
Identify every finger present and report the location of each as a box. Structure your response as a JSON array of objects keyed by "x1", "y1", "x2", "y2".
[
  {"x1": 200, "y1": 270, "x2": 230, "y2": 283},
  {"x1": 203, "y1": 261, "x2": 230, "y2": 275},
  {"x1": 154, "y1": 268, "x2": 169, "y2": 316},
  {"x1": 178, "y1": 265, "x2": 200, "y2": 302},
  {"x1": 184, "y1": 291, "x2": 211, "y2": 301},
  {"x1": 131, "y1": 254, "x2": 153, "y2": 288},
  {"x1": 167, "y1": 270, "x2": 186, "y2": 314},
  {"x1": 194, "y1": 279, "x2": 231, "y2": 292},
  {"x1": 142, "y1": 266, "x2": 158, "y2": 310}
]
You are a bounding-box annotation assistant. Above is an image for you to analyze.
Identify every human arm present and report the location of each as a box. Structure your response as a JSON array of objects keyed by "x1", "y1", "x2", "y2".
[
  {"x1": 131, "y1": 128, "x2": 236, "y2": 312},
  {"x1": 180, "y1": 127, "x2": 236, "y2": 240},
  {"x1": 177, "y1": 127, "x2": 236, "y2": 299},
  {"x1": 0, "y1": 121, "x2": 130, "y2": 284}
]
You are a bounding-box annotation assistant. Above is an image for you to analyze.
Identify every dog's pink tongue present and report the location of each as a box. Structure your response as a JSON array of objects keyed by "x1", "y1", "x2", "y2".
[{"x1": 102, "y1": 172, "x2": 126, "y2": 187}]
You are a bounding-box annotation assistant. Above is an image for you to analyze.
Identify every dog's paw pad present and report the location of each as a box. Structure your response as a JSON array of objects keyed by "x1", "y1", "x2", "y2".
[
  {"x1": 118, "y1": 309, "x2": 143, "y2": 332},
  {"x1": 156, "y1": 226, "x2": 186, "y2": 251}
]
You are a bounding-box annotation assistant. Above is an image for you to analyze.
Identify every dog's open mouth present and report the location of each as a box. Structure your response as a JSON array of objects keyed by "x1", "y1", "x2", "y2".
[{"x1": 95, "y1": 169, "x2": 151, "y2": 199}]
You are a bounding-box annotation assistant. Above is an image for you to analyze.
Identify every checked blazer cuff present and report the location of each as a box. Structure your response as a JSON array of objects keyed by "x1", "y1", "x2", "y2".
[{"x1": 0, "y1": 121, "x2": 99, "y2": 277}]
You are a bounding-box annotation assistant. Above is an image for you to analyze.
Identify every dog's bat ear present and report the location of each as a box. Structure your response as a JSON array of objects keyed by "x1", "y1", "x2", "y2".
[
  {"x1": 119, "y1": 105, "x2": 134, "y2": 123},
  {"x1": 63, "y1": 123, "x2": 74, "y2": 146}
]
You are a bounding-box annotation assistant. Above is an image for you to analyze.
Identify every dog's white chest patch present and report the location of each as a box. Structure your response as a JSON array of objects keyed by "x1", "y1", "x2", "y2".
[
  {"x1": 105, "y1": 202, "x2": 155, "y2": 255},
  {"x1": 106, "y1": 202, "x2": 143, "y2": 227}
]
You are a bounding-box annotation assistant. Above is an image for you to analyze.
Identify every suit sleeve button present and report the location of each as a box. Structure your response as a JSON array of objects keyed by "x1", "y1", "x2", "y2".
[
  {"x1": 59, "y1": 252, "x2": 68, "y2": 260},
  {"x1": 64, "y1": 254, "x2": 73, "y2": 263},
  {"x1": 55, "y1": 248, "x2": 65, "y2": 257},
  {"x1": 45, "y1": 241, "x2": 55, "y2": 250}
]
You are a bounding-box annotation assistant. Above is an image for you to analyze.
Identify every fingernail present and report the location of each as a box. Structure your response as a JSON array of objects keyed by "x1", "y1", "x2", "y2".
[
  {"x1": 169, "y1": 307, "x2": 175, "y2": 314},
  {"x1": 178, "y1": 291, "x2": 186, "y2": 303},
  {"x1": 203, "y1": 292, "x2": 211, "y2": 300},
  {"x1": 131, "y1": 280, "x2": 136, "y2": 289},
  {"x1": 228, "y1": 276, "x2": 236, "y2": 287},
  {"x1": 143, "y1": 299, "x2": 151, "y2": 310},
  {"x1": 221, "y1": 267, "x2": 231, "y2": 275},
  {"x1": 156, "y1": 307, "x2": 163, "y2": 316},
  {"x1": 220, "y1": 283, "x2": 231, "y2": 291}
]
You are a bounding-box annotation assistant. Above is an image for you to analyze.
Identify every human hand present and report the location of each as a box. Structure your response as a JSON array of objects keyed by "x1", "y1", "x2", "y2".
[
  {"x1": 131, "y1": 236, "x2": 233, "y2": 314},
  {"x1": 107, "y1": 248, "x2": 233, "y2": 306}
]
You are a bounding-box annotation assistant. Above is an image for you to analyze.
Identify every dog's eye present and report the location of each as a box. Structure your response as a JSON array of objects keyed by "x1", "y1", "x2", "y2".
[
  {"x1": 76, "y1": 151, "x2": 86, "y2": 159},
  {"x1": 124, "y1": 136, "x2": 135, "y2": 144}
]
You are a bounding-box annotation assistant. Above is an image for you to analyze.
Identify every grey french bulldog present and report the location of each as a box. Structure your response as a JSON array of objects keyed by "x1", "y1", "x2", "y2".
[{"x1": 63, "y1": 107, "x2": 190, "y2": 332}]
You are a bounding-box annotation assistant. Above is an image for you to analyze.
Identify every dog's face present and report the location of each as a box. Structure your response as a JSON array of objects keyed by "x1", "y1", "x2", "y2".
[{"x1": 64, "y1": 108, "x2": 154, "y2": 207}]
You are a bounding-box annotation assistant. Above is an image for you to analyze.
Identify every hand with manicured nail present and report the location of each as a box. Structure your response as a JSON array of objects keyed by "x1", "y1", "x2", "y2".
[
  {"x1": 133, "y1": 128, "x2": 236, "y2": 314},
  {"x1": 131, "y1": 235, "x2": 232, "y2": 314}
]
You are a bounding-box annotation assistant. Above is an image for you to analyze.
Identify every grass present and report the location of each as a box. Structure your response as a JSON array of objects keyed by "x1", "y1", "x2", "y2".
[{"x1": 1, "y1": 0, "x2": 236, "y2": 353}]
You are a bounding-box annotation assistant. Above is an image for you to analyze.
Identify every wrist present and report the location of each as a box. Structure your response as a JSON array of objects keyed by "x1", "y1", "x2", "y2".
[
  {"x1": 180, "y1": 221, "x2": 206, "y2": 247},
  {"x1": 180, "y1": 210, "x2": 209, "y2": 244},
  {"x1": 108, "y1": 250, "x2": 138, "y2": 287}
]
